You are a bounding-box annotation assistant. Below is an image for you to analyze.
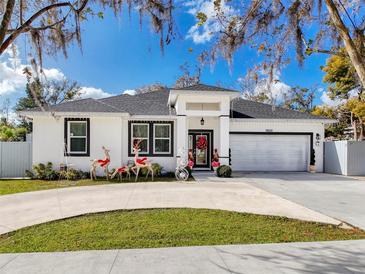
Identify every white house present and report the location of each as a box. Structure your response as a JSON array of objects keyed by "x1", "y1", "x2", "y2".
[{"x1": 19, "y1": 84, "x2": 333, "y2": 173}]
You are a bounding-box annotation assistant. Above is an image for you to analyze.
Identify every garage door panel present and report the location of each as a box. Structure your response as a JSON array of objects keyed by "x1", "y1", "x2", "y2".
[{"x1": 230, "y1": 134, "x2": 310, "y2": 171}]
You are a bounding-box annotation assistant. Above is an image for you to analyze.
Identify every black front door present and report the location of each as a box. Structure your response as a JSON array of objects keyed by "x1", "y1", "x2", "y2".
[{"x1": 188, "y1": 130, "x2": 213, "y2": 169}]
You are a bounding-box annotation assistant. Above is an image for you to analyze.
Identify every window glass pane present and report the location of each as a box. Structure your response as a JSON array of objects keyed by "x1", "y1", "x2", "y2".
[
  {"x1": 155, "y1": 139, "x2": 170, "y2": 153},
  {"x1": 155, "y1": 125, "x2": 170, "y2": 138},
  {"x1": 133, "y1": 124, "x2": 148, "y2": 138},
  {"x1": 134, "y1": 139, "x2": 148, "y2": 153},
  {"x1": 70, "y1": 138, "x2": 86, "y2": 152},
  {"x1": 70, "y1": 122, "x2": 86, "y2": 136}
]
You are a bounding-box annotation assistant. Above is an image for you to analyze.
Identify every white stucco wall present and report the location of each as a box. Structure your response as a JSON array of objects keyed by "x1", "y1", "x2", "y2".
[
  {"x1": 230, "y1": 119, "x2": 325, "y2": 172},
  {"x1": 32, "y1": 114, "x2": 325, "y2": 174},
  {"x1": 175, "y1": 94, "x2": 231, "y2": 117},
  {"x1": 33, "y1": 116, "x2": 123, "y2": 174},
  {"x1": 32, "y1": 116, "x2": 176, "y2": 174}
]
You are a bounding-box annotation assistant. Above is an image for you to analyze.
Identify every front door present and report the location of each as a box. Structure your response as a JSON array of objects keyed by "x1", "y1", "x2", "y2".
[{"x1": 188, "y1": 130, "x2": 212, "y2": 169}]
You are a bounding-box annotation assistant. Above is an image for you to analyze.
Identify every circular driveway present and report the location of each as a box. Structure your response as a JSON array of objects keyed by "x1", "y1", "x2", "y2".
[{"x1": 0, "y1": 181, "x2": 341, "y2": 234}]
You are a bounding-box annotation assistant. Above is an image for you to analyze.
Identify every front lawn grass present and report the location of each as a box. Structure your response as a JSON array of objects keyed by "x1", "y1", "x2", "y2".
[
  {"x1": 1, "y1": 208, "x2": 364, "y2": 253},
  {"x1": 0, "y1": 176, "x2": 181, "y2": 196}
]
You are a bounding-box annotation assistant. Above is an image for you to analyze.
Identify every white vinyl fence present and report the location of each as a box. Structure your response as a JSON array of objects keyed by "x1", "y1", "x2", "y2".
[
  {"x1": 324, "y1": 141, "x2": 365, "y2": 176},
  {"x1": 0, "y1": 142, "x2": 32, "y2": 178}
]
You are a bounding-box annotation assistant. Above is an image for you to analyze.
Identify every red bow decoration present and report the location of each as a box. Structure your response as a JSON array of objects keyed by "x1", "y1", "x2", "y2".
[{"x1": 196, "y1": 136, "x2": 207, "y2": 150}]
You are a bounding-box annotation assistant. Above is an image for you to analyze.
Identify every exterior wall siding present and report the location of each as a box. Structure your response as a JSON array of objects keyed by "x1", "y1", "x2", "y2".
[
  {"x1": 32, "y1": 116, "x2": 176, "y2": 174},
  {"x1": 31, "y1": 115, "x2": 326, "y2": 174},
  {"x1": 33, "y1": 116, "x2": 123, "y2": 174}
]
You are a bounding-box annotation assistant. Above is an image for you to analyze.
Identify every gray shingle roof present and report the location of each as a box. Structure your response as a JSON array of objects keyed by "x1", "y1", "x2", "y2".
[
  {"x1": 231, "y1": 98, "x2": 324, "y2": 119},
  {"x1": 23, "y1": 84, "x2": 325, "y2": 119},
  {"x1": 28, "y1": 98, "x2": 120, "y2": 113},
  {"x1": 100, "y1": 88, "x2": 174, "y2": 115},
  {"x1": 26, "y1": 88, "x2": 174, "y2": 115},
  {"x1": 171, "y1": 84, "x2": 238, "y2": 92}
]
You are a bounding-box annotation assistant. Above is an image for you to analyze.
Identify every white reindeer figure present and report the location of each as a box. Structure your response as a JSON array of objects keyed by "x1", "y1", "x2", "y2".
[
  {"x1": 90, "y1": 146, "x2": 110, "y2": 180},
  {"x1": 131, "y1": 140, "x2": 154, "y2": 182}
]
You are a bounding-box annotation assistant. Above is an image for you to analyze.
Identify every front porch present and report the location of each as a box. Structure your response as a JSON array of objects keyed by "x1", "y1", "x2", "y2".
[{"x1": 169, "y1": 88, "x2": 238, "y2": 170}]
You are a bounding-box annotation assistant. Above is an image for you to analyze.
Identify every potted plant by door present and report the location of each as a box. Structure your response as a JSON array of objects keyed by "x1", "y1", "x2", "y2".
[
  {"x1": 211, "y1": 148, "x2": 221, "y2": 173},
  {"x1": 309, "y1": 149, "x2": 316, "y2": 173}
]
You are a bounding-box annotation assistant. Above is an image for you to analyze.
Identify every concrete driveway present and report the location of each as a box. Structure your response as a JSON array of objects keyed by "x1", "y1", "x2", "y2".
[
  {"x1": 0, "y1": 181, "x2": 341, "y2": 234},
  {"x1": 233, "y1": 172, "x2": 365, "y2": 229}
]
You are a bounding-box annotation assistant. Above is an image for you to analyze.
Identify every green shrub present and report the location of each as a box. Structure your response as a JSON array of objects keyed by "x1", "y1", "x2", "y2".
[
  {"x1": 29, "y1": 162, "x2": 89, "y2": 180},
  {"x1": 140, "y1": 163, "x2": 162, "y2": 177},
  {"x1": 32, "y1": 162, "x2": 59, "y2": 180},
  {"x1": 216, "y1": 165, "x2": 232, "y2": 178},
  {"x1": 25, "y1": 169, "x2": 34, "y2": 178},
  {"x1": 59, "y1": 169, "x2": 89, "y2": 180}
]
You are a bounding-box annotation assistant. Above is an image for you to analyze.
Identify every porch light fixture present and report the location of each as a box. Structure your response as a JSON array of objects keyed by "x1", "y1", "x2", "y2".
[{"x1": 200, "y1": 117, "x2": 205, "y2": 126}]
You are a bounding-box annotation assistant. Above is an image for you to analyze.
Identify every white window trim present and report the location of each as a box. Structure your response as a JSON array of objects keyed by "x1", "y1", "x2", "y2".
[
  {"x1": 131, "y1": 123, "x2": 149, "y2": 154},
  {"x1": 68, "y1": 121, "x2": 87, "y2": 154},
  {"x1": 153, "y1": 123, "x2": 171, "y2": 154}
]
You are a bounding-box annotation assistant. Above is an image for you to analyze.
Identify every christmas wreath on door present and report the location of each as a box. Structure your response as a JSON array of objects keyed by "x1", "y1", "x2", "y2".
[{"x1": 196, "y1": 135, "x2": 207, "y2": 150}]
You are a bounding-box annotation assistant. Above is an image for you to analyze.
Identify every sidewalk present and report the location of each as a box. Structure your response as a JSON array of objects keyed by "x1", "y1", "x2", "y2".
[{"x1": 1, "y1": 240, "x2": 365, "y2": 273}]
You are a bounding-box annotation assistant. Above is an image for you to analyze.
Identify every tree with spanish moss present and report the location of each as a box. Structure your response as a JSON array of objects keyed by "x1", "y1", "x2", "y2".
[
  {"x1": 0, "y1": 0, "x2": 174, "y2": 64},
  {"x1": 283, "y1": 86, "x2": 315, "y2": 113},
  {"x1": 196, "y1": 0, "x2": 365, "y2": 97}
]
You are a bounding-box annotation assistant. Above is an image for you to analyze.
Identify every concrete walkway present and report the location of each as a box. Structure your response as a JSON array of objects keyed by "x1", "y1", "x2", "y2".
[
  {"x1": 0, "y1": 181, "x2": 342, "y2": 234},
  {"x1": 1, "y1": 240, "x2": 365, "y2": 273}
]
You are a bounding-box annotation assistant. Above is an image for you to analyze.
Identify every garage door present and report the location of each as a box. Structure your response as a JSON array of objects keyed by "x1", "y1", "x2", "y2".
[{"x1": 230, "y1": 134, "x2": 310, "y2": 171}]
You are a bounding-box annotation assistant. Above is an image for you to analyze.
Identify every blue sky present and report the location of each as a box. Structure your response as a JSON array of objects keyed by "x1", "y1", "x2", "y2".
[{"x1": 0, "y1": 1, "x2": 335, "y2": 118}]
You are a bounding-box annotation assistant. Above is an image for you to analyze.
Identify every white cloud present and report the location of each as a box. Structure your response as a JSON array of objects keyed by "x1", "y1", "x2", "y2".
[
  {"x1": 0, "y1": 45, "x2": 65, "y2": 96},
  {"x1": 251, "y1": 80, "x2": 291, "y2": 104},
  {"x1": 320, "y1": 90, "x2": 343, "y2": 107},
  {"x1": 79, "y1": 87, "x2": 112, "y2": 99},
  {"x1": 0, "y1": 45, "x2": 115, "y2": 109},
  {"x1": 0, "y1": 61, "x2": 27, "y2": 95},
  {"x1": 123, "y1": 89, "x2": 136, "y2": 96},
  {"x1": 43, "y1": 68, "x2": 65, "y2": 81},
  {"x1": 243, "y1": 69, "x2": 292, "y2": 104},
  {"x1": 185, "y1": 0, "x2": 236, "y2": 44},
  {"x1": 319, "y1": 87, "x2": 360, "y2": 106},
  {"x1": 270, "y1": 81, "x2": 292, "y2": 103}
]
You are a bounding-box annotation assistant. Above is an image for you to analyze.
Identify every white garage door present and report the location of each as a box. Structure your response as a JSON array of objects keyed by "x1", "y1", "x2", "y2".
[{"x1": 230, "y1": 134, "x2": 310, "y2": 171}]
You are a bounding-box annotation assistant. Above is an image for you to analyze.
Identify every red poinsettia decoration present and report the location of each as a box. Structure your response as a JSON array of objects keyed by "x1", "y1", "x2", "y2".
[{"x1": 196, "y1": 136, "x2": 207, "y2": 150}]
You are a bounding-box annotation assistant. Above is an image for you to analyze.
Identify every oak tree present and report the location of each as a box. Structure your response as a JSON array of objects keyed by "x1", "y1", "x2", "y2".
[
  {"x1": 198, "y1": 0, "x2": 365, "y2": 92},
  {"x1": 0, "y1": 0, "x2": 174, "y2": 64}
]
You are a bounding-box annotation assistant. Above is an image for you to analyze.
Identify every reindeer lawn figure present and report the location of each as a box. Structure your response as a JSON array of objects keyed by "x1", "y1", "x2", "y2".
[
  {"x1": 131, "y1": 140, "x2": 154, "y2": 182},
  {"x1": 90, "y1": 146, "x2": 111, "y2": 180},
  {"x1": 110, "y1": 165, "x2": 131, "y2": 181}
]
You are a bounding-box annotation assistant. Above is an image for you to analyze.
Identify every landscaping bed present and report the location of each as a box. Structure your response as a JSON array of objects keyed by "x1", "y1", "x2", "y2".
[{"x1": 1, "y1": 208, "x2": 364, "y2": 253}]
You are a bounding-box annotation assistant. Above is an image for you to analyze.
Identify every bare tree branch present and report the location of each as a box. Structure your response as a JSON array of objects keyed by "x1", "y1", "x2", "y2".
[
  {"x1": 0, "y1": 0, "x2": 90, "y2": 55},
  {"x1": 0, "y1": 0, "x2": 16, "y2": 46}
]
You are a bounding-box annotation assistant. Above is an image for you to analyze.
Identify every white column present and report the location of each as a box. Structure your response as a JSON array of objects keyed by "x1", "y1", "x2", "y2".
[
  {"x1": 219, "y1": 116, "x2": 230, "y2": 165},
  {"x1": 176, "y1": 115, "x2": 188, "y2": 166}
]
